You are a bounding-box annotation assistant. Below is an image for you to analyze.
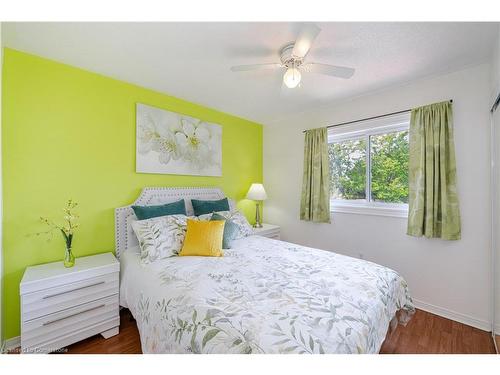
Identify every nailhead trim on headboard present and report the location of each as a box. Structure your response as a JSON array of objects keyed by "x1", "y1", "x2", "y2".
[{"x1": 114, "y1": 187, "x2": 226, "y2": 259}]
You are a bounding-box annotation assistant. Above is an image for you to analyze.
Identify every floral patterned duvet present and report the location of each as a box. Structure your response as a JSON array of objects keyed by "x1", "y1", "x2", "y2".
[{"x1": 120, "y1": 235, "x2": 414, "y2": 354}]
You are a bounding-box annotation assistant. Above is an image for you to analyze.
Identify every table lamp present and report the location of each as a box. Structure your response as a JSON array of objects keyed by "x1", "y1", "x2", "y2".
[{"x1": 246, "y1": 183, "x2": 267, "y2": 228}]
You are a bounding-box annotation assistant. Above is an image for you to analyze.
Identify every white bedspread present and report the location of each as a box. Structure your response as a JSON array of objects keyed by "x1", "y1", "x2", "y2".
[{"x1": 120, "y1": 236, "x2": 414, "y2": 354}]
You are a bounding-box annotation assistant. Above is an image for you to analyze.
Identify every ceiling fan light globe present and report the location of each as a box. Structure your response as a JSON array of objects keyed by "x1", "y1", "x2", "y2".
[{"x1": 283, "y1": 68, "x2": 301, "y2": 88}]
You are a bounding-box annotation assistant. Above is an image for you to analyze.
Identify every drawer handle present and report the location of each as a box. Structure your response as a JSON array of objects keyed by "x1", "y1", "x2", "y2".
[
  {"x1": 42, "y1": 281, "x2": 106, "y2": 299},
  {"x1": 42, "y1": 304, "x2": 105, "y2": 326}
]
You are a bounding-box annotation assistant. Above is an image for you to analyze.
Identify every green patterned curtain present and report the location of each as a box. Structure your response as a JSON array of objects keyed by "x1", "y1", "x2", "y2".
[
  {"x1": 300, "y1": 127, "x2": 331, "y2": 223},
  {"x1": 407, "y1": 101, "x2": 461, "y2": 240}
]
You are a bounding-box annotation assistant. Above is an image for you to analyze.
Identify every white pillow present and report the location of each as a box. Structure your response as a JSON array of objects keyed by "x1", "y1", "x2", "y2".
[
  {"x1": 198, "y1": 209, "x2": 253, "y2": 239},
  {"x1": 131, "y1": 214, "x2": 191, "y2": 264}
]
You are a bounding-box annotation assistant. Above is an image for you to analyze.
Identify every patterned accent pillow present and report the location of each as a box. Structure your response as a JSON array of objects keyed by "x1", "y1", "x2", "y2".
[
  {"x1": 131, "y1": 214, "x2": 191, "y2": 264},
  {"x1": 199, "y1": 210, "x2": 253, "y2": 239}
]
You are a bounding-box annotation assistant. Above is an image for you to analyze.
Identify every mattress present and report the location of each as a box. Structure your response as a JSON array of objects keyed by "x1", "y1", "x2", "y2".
[{"x1": 119, "y1": 235, "x2": 414, "y2": 354}]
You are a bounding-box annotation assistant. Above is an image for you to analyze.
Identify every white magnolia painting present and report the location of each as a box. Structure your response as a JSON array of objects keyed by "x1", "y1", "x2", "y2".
[{"x1": 136, "y1": 103, "x2": 222, "y2": 176}]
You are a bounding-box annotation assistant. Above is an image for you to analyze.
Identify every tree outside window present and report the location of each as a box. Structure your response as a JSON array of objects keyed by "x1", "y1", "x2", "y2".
[{"x1": 329, "y1": 129, "x2": 409, "y2": 205}]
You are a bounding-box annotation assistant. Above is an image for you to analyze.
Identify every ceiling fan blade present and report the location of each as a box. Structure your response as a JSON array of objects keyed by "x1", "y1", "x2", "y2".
[
  {"x1": 292, "y1": 23, "x2": 321, "y2": 59},
  {"x1": 302, "y1": 63, "x2": 355, "y2": 79},
  {"x1": 230, "y1": 63, "x2": 282, "y2": 72}
]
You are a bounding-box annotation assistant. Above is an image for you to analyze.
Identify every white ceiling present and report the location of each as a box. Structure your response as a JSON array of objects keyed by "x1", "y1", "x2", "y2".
[{"x1": 2, "y1": 22, "x2": 498, "y2": 124}]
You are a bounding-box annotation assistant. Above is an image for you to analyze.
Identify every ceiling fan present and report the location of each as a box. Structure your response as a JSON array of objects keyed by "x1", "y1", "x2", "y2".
[{"x1": 230, "y1": 23, "x2": 355, "y2": 89}]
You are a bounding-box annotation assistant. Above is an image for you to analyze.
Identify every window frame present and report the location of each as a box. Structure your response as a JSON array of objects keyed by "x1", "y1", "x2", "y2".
[{"x1": 328, "y1": 113, "x2": 410, "y2": 218}]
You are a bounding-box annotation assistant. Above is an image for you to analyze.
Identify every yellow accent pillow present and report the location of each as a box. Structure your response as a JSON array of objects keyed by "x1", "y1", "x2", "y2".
[{"x1": 179, "y1": 219, "x2": 225, "y2": 257}]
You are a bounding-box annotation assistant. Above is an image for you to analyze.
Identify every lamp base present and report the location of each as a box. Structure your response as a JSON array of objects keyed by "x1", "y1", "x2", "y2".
[{"x1": 253, "y1": 202, "x2": 262, "y2": 228}]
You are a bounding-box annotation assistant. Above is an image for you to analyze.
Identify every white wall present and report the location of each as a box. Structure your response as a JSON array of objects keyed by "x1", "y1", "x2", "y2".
[
  {"x1": 494, "y1": 106, "x2": 500, "y2": 336},
  {"x1": 264, "y1": 63, "x2": 492, "y2": 330},
  {"x1": 491, "y1": 25, "x2": 500, "y2": 106},
  {"x1": 491, "y1": 24, "x2": 500, "y2": 339}
]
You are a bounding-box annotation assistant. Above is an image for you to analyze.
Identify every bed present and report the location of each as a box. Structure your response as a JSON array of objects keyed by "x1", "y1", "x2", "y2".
[{"x1": 116, "y1": 187, "x2": 415, "y2": 354}]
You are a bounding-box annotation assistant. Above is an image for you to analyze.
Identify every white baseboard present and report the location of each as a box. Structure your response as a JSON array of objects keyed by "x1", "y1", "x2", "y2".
[
  {"x1": 413, "y1": 299, "x2": 491, "y2": 332},
  {"x1": 3, "y1": 336, "x2": 20, "y2": 352}
]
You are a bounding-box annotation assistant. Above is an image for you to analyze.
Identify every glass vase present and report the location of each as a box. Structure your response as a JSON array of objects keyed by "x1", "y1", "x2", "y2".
[{"x1": 64, "y1": 246, "x2": 75, "y2": 268}]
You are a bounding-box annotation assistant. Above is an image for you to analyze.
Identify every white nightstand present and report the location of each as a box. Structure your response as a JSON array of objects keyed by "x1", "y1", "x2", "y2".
[
  {"x1": 20, "y1": 252, "x2": 120, "y2": 353},
  {"x1": 252, "y1": 223, "x2": 281, "y2": 240}
]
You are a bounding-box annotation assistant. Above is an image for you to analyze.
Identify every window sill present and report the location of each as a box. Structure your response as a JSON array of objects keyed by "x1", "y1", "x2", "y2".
[{"x1": 330, "y1": 202, "x2": 408, "y2": 218}]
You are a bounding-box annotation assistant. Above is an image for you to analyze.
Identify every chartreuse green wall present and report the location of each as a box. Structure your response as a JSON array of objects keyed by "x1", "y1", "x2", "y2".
[{"x1": 1, "y1": 48, "x2": 263, "y2": 340}]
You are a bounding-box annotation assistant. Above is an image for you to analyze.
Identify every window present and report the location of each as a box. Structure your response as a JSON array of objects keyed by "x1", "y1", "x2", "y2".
[{"x1": 328, "y1": 113, "x2": 409, "y2": 217}]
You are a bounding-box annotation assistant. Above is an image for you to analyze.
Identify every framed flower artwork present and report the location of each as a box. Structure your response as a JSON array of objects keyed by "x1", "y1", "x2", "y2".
[{"x1": 136, "y1": 103, "x2": 222, "y2": 176}]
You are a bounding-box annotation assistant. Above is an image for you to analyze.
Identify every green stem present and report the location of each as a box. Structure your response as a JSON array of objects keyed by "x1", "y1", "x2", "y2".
[{"x1": 60, "y1": 229, "x2": 72, "y2": 248}]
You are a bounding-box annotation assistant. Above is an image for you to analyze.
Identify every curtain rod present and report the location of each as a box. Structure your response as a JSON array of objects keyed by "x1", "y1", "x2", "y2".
[{"x1": 302, "y1": 99, "x2": 453, "y2": 133}]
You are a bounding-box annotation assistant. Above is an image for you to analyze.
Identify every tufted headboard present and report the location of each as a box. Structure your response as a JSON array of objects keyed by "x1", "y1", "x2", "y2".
[{"x1": 114, "y1": 187, "x2": 226, "y2": 259}]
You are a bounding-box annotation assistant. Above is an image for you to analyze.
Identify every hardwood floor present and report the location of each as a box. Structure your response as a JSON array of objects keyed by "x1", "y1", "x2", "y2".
[
  {"x1": 380, "y1": 309, "x2": 496, "y2": 354},
  {"x1": 58, "y1": 308, "x2": 497, "y2": 354},
  {"x1": 65, "y1": 309, "x2": 142, "y2": 354}
]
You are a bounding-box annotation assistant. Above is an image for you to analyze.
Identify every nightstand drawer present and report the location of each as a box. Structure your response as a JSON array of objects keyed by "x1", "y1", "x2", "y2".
[
  {"x1": 267, "y1": 232, "x2": 280, "y2": 240},
  {"x1": 20, "y1": 252, "x2": 120, "y2": 353},
  {"x1": 21, "y1": 294, "x2": 119, "y2": 351},
  {"x1": 255, "y1": 231, "x2": 280, "y2": 239},
  {"x1": 252, "y1": 224, "x2": 281, "y2": 239},
  {"x1": 22, "y1": 272, "x2": 118, "y2": 322}
]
